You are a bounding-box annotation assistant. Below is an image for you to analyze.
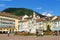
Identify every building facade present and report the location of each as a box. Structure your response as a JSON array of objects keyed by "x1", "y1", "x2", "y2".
[
  {"x1": 0, "y1": 12, "x2": 60, "y2": 34},
  {"x1": 0, "y1": 12, "x2": 19, "y2": 33}
]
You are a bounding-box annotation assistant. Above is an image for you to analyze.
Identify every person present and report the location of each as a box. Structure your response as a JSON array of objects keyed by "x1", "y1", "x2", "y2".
[
  {"x1": 41, "y1": 32, "x2": 43, "y2": 36},
  {"x1": 7, "y1": 31, "x2": 10, "y2": 36},
  {"x1": 36, "y1": 29, "x2": 38, "y2": 36}
]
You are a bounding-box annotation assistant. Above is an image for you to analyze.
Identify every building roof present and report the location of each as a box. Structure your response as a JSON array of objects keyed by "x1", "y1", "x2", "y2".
[
  {"x1": 53, "y1": 16, "x2": 60, "y2": 21},
  {"x1": 19, "y1": 19, "x2": 29, "y2": 22},
  {"x1": 36, "y1": 18, "x2": 45, "y2": 22},
  {"x1": 0, "y1": 12, "x2": 19, "y2": 19},
  {"x1": 44, "y1": 16, "x2": 54, "y2": 21}
]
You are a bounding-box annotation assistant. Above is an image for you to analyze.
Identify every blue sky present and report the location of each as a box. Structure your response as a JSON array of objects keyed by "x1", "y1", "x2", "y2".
[{"x1": 0, "y1": 0, "x2": 60, "y2": 16}]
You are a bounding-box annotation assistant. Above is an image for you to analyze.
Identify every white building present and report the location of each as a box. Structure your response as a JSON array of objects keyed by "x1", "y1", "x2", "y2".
[
  {"x1": 18, "y1": 12, "x2": 45, "y2": 33},
  {"x1": 52, "y1": 16, "x2": 60, "y2": 31}
]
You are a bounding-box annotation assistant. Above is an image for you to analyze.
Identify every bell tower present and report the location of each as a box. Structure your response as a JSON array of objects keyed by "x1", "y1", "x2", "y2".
[{"x1": 33, "y1": 12, "x2": 36, "y2": 19}]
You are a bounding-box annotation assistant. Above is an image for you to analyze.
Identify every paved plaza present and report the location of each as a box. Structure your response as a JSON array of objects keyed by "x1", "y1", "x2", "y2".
[{"x1": 0, "y1": 34, "x2": 60, "y2": 40}]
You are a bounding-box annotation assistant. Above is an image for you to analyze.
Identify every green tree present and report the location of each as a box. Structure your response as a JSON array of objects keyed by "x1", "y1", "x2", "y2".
[{"x1": 47, "y1": 25, "x2": 51, "y2": 32}]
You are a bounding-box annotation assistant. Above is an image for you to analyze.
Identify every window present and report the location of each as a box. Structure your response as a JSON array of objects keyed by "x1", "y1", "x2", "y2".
[
  {"x1": 58, "y1": 21, "x2": 60, "y2": 24},
  {"x1": 53, "y1": 21, "x2": 57, "y2": 25},
  {"x1": 53, "y1": 26, "x2": 56, "y2": 28},
  {"x1": 19, "y1": 22, "x2": 23, "y2": 29},
  {"x1": 39, "y1": 22, "x2": 43, "y2": 25},
  {"x1": 39, "y1": 27, "x2": 43, "y2": 31}
]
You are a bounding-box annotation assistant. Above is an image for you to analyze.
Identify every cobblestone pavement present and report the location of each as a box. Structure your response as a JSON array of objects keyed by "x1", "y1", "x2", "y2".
[{"x1": 0, "y1": 34, "x2": 60, "y2": 40}]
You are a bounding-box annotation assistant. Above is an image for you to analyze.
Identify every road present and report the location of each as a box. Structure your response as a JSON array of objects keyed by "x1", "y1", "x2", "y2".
[{"x1": 0, "y1": 34, "x2": 60, "y2": 40}]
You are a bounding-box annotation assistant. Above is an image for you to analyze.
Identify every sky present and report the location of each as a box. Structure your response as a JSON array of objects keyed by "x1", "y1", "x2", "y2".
[{"x1": 0, "y1": 0, "x2": 60, "y2": 16}]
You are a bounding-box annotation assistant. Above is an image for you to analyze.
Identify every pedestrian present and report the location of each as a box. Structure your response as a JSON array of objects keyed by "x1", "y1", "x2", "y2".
[
  {"x1": 36, "y1": 29, "x2": 38, "y2": 36},
  {"x1": 7, "y1": 31, "x2": 10, "y2": 36},
  {"x1": 41, "y1": 32, "x2": 43, "y2": 36}
]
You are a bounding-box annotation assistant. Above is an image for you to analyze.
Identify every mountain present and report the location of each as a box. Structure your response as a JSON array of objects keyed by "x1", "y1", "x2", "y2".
[{"x1": 2, "y1": 8, "x2": 45, "y2": 17}]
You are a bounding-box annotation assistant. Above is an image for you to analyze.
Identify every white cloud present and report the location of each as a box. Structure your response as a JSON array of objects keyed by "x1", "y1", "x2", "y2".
[
  {"x1": 0, "y1": 4, "x2": 6, "y2": 7},
  {"x1": 42, "y1": 11, "x2": 47, "y2": 15},
  {"x1": 2, "y1": 0, "x2": 12, "y2": 1},
  {"x1": 36, "y1": 7, "x2": 42, "y2": 9},
  {"x1": 42, "y1": 11, "x2": 53, "y2": 17},
  {"x1": 46, "y1": 13, "x2": 53, "y2": 17}
]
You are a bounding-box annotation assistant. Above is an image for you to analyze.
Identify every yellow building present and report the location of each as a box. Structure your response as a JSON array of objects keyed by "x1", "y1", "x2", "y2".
[{"x1": 0, "y1": 12, "x2": 19, "y2": 33}]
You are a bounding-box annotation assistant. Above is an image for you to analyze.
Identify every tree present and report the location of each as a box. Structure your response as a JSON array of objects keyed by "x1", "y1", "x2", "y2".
[{"x1": 47, "y1": 25, "x2": 51, "y2": 32}]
